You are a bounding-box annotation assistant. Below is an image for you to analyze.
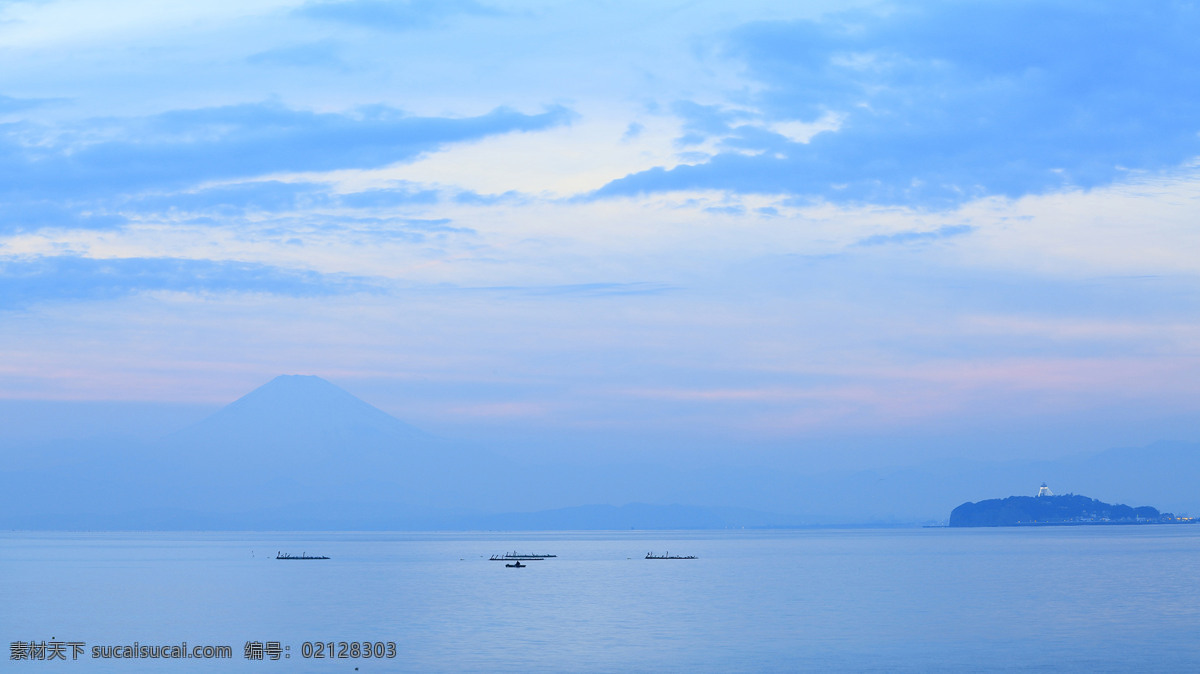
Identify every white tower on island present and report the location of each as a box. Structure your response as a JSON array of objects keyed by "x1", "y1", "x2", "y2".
[{"x1": 1037, "y1": 482, "x2": 1054, "y2": 497}]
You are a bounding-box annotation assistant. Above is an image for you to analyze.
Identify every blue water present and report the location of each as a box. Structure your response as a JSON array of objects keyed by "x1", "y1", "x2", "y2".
[{"x1": 3, "y1": 527, "x2": 1199, "y2": 672}]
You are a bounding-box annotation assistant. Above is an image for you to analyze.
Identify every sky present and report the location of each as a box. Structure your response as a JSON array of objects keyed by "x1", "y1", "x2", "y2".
[{"x1": 1, "y1": 0, "x2": 1199, "y2": 469}]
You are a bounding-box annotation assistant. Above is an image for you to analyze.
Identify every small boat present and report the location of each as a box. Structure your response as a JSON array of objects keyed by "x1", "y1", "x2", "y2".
[
  {"x1": 505, "y1": 561, "x2": 526, "y2": 568},
  {"x1": 645, "y1": 551, "x2": 696, "y2": 560},
  {"x1": 276, "y1": 552, "x2": 330, "y2": 560}
]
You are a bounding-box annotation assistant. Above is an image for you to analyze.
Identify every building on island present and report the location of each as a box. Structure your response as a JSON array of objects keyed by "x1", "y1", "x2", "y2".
[{"x1": 1036, "y1": 482, "x2": 1054, "y2": 497}]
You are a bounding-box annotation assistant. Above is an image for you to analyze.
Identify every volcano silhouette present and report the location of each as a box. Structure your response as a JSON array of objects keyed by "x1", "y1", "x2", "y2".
[
  {"x1": 173, "y1": 374, "x2": 426, "y2": 458},
  {"x1": 140, "y1": 375, "x2": 505, "y2": 527}
]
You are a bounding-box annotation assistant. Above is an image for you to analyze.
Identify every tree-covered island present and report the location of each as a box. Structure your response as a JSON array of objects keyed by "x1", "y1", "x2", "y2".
[{"x1": 949, "y1": 486, "x2": 1193, "y2": 527}]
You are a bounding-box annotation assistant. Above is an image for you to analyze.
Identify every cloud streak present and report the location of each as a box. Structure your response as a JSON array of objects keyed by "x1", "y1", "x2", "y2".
[
  {"x1": 0, "y1": 255, "x2": 379, "y2": 309},
  {"x1": 856, "y1": 225, "x2": 974, "y2": 247},
  {"x1": 0, "y1": 101, "x2": 571, "y2": 234},
  {"x1": 246, "y1": 42, "x2": 347, "y2": 70},
  {"x1": 295, "y1": 0, "x2": 501, "y2": 31},
  {"x1": 596, "y1": 2, "x2": 1200, "y2": 207},
  {"x1": 0, "y1": 94, "x2": 60, "y2": 114}
]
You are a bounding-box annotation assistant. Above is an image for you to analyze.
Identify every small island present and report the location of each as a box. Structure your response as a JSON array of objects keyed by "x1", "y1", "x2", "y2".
[{"x1": 949, "y1": 483, "x2": 1192, "y2": 527}]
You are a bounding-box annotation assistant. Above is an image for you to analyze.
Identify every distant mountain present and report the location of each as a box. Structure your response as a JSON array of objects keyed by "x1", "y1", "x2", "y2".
[
  {"x1": 2, "y1": 375, "x2": 1198, "y2": 530},
  {"x1": 163, "y1": 375, "x2": 434, "y2": 495},
  {"x1": 170, "y1": 374, "x2": 425, "y2": 452},
  {"x1": 158, "y1": 375, "x2": 522, "y2": 517},
  {"x1": 2, "y1": 375, "x2": 511, "y2": 529}
]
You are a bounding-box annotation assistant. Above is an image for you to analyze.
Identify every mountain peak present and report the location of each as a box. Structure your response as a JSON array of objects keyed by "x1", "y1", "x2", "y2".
[
  {"x1": 175, "y1": 374, "x2": 424, "y2": 445},
  {"x1": 234, "y1": 374, "x2": 370, "y2": 408}
]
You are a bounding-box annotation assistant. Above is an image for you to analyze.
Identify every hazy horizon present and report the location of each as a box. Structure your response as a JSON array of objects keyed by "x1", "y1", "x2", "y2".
[
  {"x1": 3, "y1": 0, "x2": 1199, "y2": 516},
  {"x1": 3, "y1": 371, "x2": 1197, "y2": 473},
  {"x1": 5, "y1": 373, "x2": 1197, "y2": 530}
]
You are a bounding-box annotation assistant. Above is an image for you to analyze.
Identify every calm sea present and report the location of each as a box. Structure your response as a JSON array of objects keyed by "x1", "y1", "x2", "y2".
[{"x1": 2, "y1": 527, "x2": 1198, "y2": 672}]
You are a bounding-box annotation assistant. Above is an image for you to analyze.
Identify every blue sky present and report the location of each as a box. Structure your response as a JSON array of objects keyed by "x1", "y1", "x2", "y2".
[{"x1": 2, "y1": 0, "x2": 1199, "y2": 467}]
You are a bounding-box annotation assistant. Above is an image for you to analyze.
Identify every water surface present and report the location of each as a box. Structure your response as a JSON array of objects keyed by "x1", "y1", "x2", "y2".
[{"x1": 3, "y1": 527, "x2": 1198, "y2": 671}]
